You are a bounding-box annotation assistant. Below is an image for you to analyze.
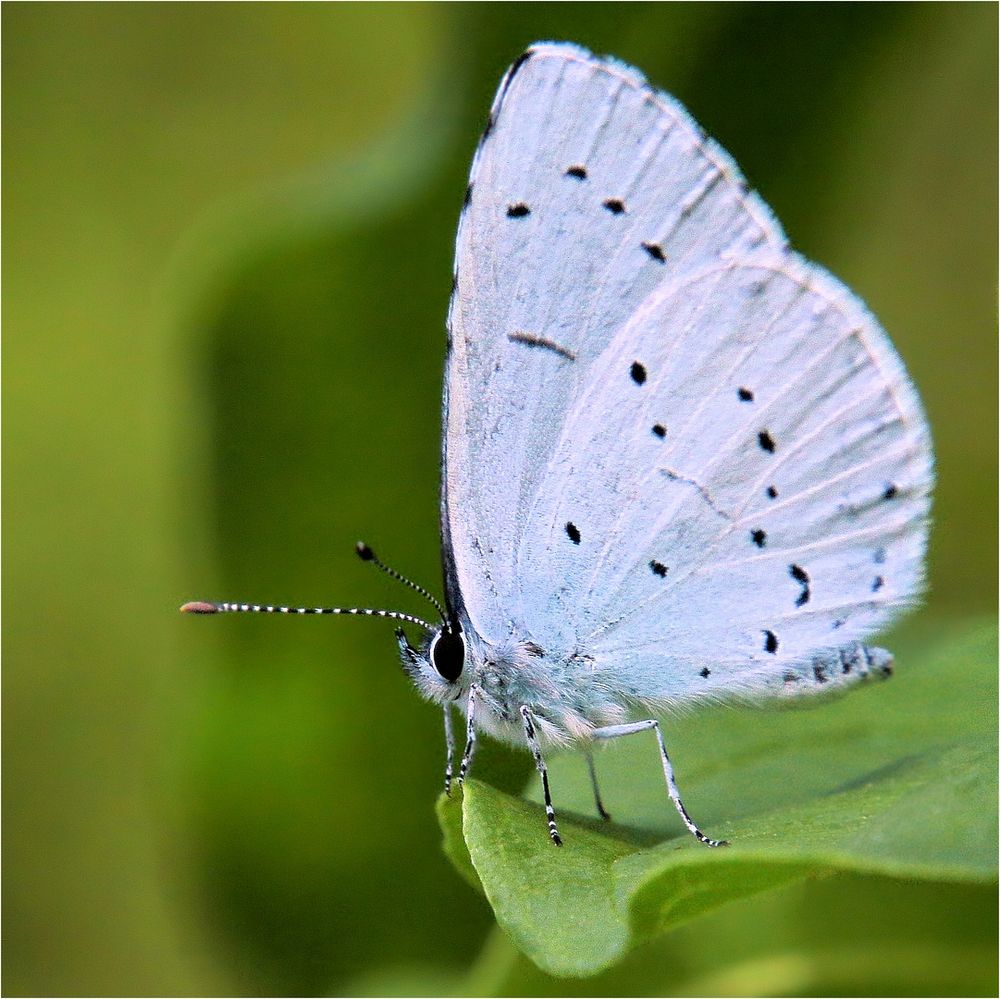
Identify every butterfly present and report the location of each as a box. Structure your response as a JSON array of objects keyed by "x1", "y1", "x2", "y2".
[{"x1": 183, "y1": 42, "x2": 933, "y2": 848}]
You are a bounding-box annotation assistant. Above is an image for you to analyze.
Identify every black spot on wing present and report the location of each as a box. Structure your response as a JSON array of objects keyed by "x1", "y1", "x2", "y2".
[
  {"x1": 652, "y1": 424, "x2": 666, "y2": 438},
  {"x1": 758, "y1": 430, "x2": 776, "y2": 453},
  {"x1": 789, "y1": 563, "x2": 811, "y2": 607},
  {"x1": 630, "y1": 361, "x2": 647, "y2": 385},
  {"x1": 649, "y1": 560, "x2": 668, "y2": 577},
  {"x1": 737, "y1": 387, "x2": 754, "y2": 401},
  {"x1": 813, "y1": 665, "x2": 828, "y2": 684},
  {"x1": 565, "y1": 165, "x2": 587, "y2": 179},
  {"x1": 565, "y1": 522, "x2": 581, "y2": 545},
  {"x1": 764, "y1": 630, "x2": 779, "y2": 654},
  {"x1": 699, "y1": 667, "x2": 710, "y2": 678},
  {"x1": 602, "y1": 198, "x2": 626, "y2": 215},
  {"x1": 872, "y1": 575, "x2": 885, "y2": 592},
  {"x1": 507, "y1": 202, "x2": 531, "y2": 218},
  {"x1": 641, "y1": 241, "x2": 666, "y2": 262},
  {"x1": 507, "y1": 331, "x2": 576, "y2": 361},
  {"x1": 883, "y1": 483, "x2": 898, "y2": 500},
  {"x1": 463, "y1": 183, "x2": 473, "y2": 208},
  {"x1": 751, "y1": 528, "x2": 766, "y2": 548},
  {"x1": 766, "y1": 485, "x2": 778, "y2": 499}
]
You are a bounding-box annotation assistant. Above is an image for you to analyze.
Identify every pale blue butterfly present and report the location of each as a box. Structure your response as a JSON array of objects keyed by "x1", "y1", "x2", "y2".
[{"x1": 184, "y1": 42, "x2": 933, "y2": 847}]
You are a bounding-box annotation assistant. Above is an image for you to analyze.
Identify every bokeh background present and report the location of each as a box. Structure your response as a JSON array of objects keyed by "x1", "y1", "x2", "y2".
[{"x1": 5, "y1": 3, "x2": 996, "y2": 996}]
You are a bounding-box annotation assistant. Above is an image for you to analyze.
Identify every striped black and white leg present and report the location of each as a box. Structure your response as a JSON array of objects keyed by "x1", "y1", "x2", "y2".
[
  {"x1": 442, "y1": 704, "x2": 455, "y2": 797},
  {"x1": 584, "y1": 748, "x2": 612, "y2": 821},
  {"x1": 591, "y1": 719, "x2": 727, "y2": 848},
  {"x1": 520, "y1": 705, "x2": 562, "y2": 846},
  {"x1": 456, "y1": 685, "x2": 478, "y2": 787}
]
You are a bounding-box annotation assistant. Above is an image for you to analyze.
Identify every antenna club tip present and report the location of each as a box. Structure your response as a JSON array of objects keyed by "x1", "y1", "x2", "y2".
[
  {"x1": 180, "y1": 601, "x2": 220, "y2": 614},
  {"x1": 356, "y1": 542, "x2": 375, "y2": 562}
]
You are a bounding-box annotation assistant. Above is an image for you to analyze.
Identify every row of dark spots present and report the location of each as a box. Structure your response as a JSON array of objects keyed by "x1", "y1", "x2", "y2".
[
  {"x1": 507, "y1": 176, "x2": 667, "y2": 262},
  {"x1": 627, "y1": 362, "x2": 671, "y2": 439},
  {"x1": 565, "y1": 521, "x2": 669, "y2": 582},
  {"x1": 568, "y1": 167, "x2": 665, "y2": 262},
  {"x1": 507, "y1": 197, "x2": 627, "y2": 219},
  {"x1": 736, "y1": 389, "x2": 782, "y2": 462},
  {"x1": 738, "y1": 390, "x2": 781, "y2": 465},
  {"x1": 872, "y1": 550, "x2": 887, "y2": 592},
  {"x1": 634, "y1": 373, "x2": 770, "y2": 457}
]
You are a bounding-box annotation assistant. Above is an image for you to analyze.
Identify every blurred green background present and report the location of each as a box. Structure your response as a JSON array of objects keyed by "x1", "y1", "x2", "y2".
[{"x1": 4, "y1": 3, "x2": 996, "y2": 996}]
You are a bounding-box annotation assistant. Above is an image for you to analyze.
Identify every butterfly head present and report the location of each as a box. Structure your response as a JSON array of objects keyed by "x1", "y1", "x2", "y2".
[{"x1": 396, "y1": 618, "x2": 466, "y2": 700}]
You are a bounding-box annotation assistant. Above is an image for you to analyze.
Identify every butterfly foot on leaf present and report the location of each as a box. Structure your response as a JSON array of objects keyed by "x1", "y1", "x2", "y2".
[{"x1": 700, "y1": 835, "x2": 729, "y2": 848}]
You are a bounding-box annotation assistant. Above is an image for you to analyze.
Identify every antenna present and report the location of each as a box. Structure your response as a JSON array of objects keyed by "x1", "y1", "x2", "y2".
[
  {"x1": 355, "y1": 541, "x2": 447, "y2": 623},
  {"x1": 179, "y1": 600, "x2": 436, "y2": 631},
  {"x1": 180, "y1": 544, "x2": 445, "y2": 633}
]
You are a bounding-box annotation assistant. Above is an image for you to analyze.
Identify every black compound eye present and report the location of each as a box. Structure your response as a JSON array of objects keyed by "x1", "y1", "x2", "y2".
[{"x1": 430, "y1": 624, "x2": 464, "y2": 682}]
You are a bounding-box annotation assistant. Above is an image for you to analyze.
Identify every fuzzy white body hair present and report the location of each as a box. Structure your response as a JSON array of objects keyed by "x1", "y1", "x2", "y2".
[{"x1": 399, "y1": 620, "x2": 894, "y2": 750}]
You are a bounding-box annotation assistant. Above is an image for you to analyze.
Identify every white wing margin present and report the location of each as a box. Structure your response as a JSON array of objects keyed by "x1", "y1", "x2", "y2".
[{"x1": 443, "y1": 42, "x2": 787, "y2": 643}]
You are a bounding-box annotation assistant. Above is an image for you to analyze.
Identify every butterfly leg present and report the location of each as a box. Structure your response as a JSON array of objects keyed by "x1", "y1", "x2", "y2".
[
  {"x1": 457, "y1": 685, "x2": 478, "y2": 787},
  {"x1": 591, "y1": 720, "x2": 727, "y2": 847},
  {"x1": 442, "y1": 704, "x2": 455, "y2": 796},
  {"x1": 584, "y1": 748, "x2": 612, "y2": 821},
  {"x1": 520, "y1": 706, "x2": 562, "y2": 846}
]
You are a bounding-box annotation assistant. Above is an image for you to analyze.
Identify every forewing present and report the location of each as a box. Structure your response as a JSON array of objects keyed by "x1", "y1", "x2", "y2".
[
  {"x1": 516, "y1": 254, "x2": 933, "y2": 703},
  {"x1": 443, "y1": 42, "x2": 786, "y2": 642}
]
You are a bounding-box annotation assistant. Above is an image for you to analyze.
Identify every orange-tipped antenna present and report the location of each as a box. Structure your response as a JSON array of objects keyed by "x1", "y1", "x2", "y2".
[
  {"x1": 355, "y1": 542, "x2": 447, "y2": 623},
  {"x1": 179, "y1": 600, "x2": 436, "y2": 631}
]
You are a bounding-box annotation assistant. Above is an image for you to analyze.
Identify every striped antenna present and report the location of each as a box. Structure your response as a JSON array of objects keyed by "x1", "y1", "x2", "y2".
[
  {"x1": 179, "y1": 601, "x2": 437, "y2": 631},
  {"x1": 355, "y1": 541, "x2": 447, "y2": 623}
]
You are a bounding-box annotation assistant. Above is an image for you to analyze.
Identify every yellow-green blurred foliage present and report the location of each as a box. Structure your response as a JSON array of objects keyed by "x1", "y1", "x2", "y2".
[{"x1": 5, "y1": 3, "x2": 996, "y2": 996}]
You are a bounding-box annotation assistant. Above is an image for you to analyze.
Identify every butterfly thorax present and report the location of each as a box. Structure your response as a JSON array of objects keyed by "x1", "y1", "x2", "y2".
[{"x1": 397, "y1": 620, "x2": 629, "y2": 748}]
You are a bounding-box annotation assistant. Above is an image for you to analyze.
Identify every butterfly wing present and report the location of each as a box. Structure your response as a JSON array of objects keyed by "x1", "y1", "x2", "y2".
[
  {"x1": 443, "y1": 42, "x2": 788, "y2": 643},
  {"x1": 516, "y1": 252, "x2": 932, "y2": 703}
]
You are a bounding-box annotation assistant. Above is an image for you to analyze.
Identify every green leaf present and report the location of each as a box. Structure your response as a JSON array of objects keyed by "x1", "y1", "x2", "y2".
[{"x1": 441, "y1": 619, "x2": 997, "y2": 977}]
